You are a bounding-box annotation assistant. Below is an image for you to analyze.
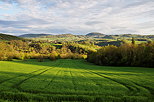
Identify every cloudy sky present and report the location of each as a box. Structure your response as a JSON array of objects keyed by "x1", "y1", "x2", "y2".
[{"x1": 0, "y1": 0, "x2": 154, "y2": 35}]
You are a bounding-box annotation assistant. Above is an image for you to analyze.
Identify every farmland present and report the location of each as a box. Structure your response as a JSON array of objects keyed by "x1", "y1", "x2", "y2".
[{"x1": 0, "y1": 59, "x2": 154, "y2": 102}]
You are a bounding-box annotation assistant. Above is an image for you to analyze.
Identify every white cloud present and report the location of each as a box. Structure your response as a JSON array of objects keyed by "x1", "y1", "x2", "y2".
[{"x1": 0, "y1": 0, "x2": 154, "y2": 35}]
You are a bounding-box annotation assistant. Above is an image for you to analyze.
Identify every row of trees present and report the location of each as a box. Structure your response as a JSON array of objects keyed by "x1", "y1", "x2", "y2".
[
  {"x1": 0, "y1": 40, "x2": 89, "y2": 61},
  {"x1": 87, "y1": 42, "x2": 154, "y2": 67}
]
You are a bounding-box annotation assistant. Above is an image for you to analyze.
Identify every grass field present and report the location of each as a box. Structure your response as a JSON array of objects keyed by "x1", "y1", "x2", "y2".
[{"x1": 0, "y1": 59, "x2": 154, "y2": 102}]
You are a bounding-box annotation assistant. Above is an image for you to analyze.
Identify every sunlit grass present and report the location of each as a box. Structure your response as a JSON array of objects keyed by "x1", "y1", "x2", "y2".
[{"x1": 0, "y1": 59, "x2": 154, "y2": 101}]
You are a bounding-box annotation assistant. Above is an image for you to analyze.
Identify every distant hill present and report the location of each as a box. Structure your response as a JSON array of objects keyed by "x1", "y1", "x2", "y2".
[
  {"x1": 0, "y1": 33, "x2": 23, "y2": 41},
  {"x1": 102, "y1": 35, "x2": 115, "y2": 39},
  {"x1": 19, "y1": 34, "x2": 52, "y2": 38},
  {"x1": 145, "y1": 35, "x2": 154, "y2": 39},
  {"x1": 40, "y1": 34, "x2": 76, "y2": 38},
  {"x1": 55, "y1": 34, "x2": 76, "y2": 38},
  {"x1": 18, "y1": 33, "x2": 154, "y2": 41},
  {"x1": 86, "y1": 32, "x2": 105, "y2": 37}
]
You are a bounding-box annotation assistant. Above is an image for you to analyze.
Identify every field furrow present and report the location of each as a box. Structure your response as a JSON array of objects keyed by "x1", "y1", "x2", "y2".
[
  {"x1": 72, "y1": 63, "x2": 128, "y2": 95},
  {"x1": 72, "y1": 60, "x2": 152, "y2": 97},
  {"x1": 0, "y1": 68, "x2": 45, "y2": 85},
  {"x1": 0, "y1": 59, "x2": 154, "y2": 102},
  {"x1": 89, "y1": 71, "x2": 139, "y2": 95},
  {"x1": 44, "y1": 70, "x2": 62, "y2": 89},
  {"x1": 12, "y1": 68, "x2": 51, "y2": 91},
  {"x1": 14, "y1": 60, "x2": 63, "y2": 93}
]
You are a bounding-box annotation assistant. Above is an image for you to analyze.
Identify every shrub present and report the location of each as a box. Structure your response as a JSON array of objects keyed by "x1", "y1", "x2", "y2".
[
  {"x1": 37, "y1": 55, "x2": 44, "y2": 62},
  {"x1": 49, "y1": 51, "x2": 58, "y2": 61}
]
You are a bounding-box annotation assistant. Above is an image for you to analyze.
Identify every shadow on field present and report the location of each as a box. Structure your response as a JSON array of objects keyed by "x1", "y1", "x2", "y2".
[
  {"x1": 9, "y1": 59, "x2": 98, "y2": 71},
  {"x1": 0, "y1": 66, "x2": 154, "y2": 102},
  {"x1": 1, "y1": 59, "x2": 154, "y2": 102},
  {"x1": 9, "y1": 59, "x2": 154, "y2": 73},
  {"x1": 12, "y1": 59, "x2": 78, "y2": 67},
  {"x1": 0, "y1": 69, "x2": 128, "y2": 94}
]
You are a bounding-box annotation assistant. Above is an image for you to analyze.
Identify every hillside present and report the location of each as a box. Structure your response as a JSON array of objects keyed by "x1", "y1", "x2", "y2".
[
  {"x1": 86, "y1": 32, "x2": 105, "y2": 37},
  {"x1": 19, "y1": 34, "x2": 52, "y2": 38},
  {"x1": 18, "y1": 33, "x2": 154, "y2": 40},
  {"x1": 0, "y1": 33, "x2": 23, "y2": 41},
  {"x1": 20, "y1": 33, "x2": 105, "y2": 38}
]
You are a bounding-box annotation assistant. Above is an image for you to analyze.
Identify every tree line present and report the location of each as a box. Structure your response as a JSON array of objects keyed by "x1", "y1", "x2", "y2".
[
  {"x1": 0, "y1": 40, "x2": 95, "y2": 61},
  {"x1": 87, "y1": 42, "x2": 154, "y2": 67}
]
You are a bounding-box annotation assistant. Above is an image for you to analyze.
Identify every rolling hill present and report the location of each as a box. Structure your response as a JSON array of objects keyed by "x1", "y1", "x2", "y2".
[
  {"x1": 16, "y1": 33, "x2": 154, "y2": 44},
  {"x1": 86, "y1": 32, "x2": 105, "y2": 37},
  {"x1": 0, "y1": 33, "x2": 23, "y2": 41},
  {"x1": 19, "y1": 34, "x2": 52, "y2": 38}
]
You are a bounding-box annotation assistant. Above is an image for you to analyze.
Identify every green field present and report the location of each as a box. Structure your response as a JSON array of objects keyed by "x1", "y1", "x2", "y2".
[{"x1": 0, "y1": 59, "x2": 154, "y2": 102}]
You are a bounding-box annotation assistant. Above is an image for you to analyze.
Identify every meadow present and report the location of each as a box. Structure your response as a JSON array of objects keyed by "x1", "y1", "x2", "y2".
[{"x1": 0, "y1": 59, "x2": 154, "y2": 102}]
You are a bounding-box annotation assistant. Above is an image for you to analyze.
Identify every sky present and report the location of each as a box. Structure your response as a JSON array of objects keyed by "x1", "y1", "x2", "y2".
[{"x1": 0, "y1": 0, "x2": 154, "y2": 35}]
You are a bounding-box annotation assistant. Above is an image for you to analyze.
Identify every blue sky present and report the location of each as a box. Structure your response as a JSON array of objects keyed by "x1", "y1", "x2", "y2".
[{"x1": 0, "y1": 0, "x2": 154, "y2": 35}]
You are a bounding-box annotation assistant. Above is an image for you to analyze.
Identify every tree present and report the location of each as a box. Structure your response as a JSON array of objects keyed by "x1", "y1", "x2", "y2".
[{"x1": 132, "y1": 37, "x2": 135, "y2": 44}]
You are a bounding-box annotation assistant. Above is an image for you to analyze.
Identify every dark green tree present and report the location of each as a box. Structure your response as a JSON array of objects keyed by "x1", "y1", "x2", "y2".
[{"x1": 132, "y1": 37, "x2": 135, "y2": 44}]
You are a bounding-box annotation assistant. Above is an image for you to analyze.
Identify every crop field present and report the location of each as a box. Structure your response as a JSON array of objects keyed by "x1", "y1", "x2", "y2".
[{"x1": 0, "y1": 59, "x2": 154, "y2": 102}]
